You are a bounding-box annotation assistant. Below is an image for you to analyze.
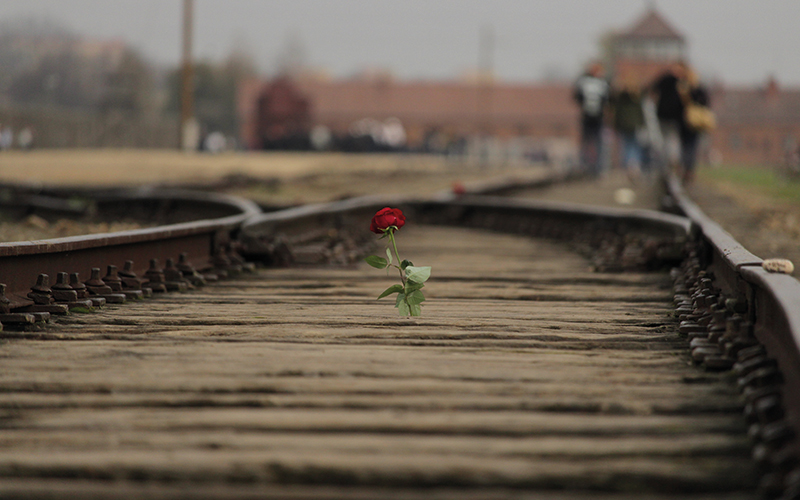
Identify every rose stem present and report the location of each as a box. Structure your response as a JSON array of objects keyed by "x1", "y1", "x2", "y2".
[{"x1": 388, "y1": 229, "x2": 405, "y2": 285}]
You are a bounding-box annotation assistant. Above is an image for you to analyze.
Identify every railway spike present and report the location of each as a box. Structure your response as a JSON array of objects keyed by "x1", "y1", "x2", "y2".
[
  {"x1": 27, "y1": 274, "x2": 54, "y2": 305},
  {"x1": 210, "y1": 249, "x2": 235, "y2": 279},
  {"x1": 104, "y1": 265, "x2": 144, "y2": 300},
  {"x1": 102, "y1": 265, "x2": 123, "y2": 291},
  {"x1": 177, "y1": 253, "x2": 207, "y2": 286},
  {"x1": 738, "y1": 367, "x2": 784, "y2": 392},
  {"x1": 702, "y1": 355, "x2": 735, "y2": 371},
  {"x1": 85, "y1": 268, "x2": 125, "y2": 304},
  {"x1": 143, "y1": 259, "x2": 168, "y2": 293},
  {"x1": 22, "y1": 274, "x2": 68, "y2": 315},
  {"x1": 162, "y1": 258, "x2": 189, "y2": 292},
  {"x1": 28, "y1": 274, "x2": 52, "y2": 302},
  {"x1": 51, "y1": 272, "x2": 79, "y2": 303},
  {"x1": 0, "y1": 283, "x2": 42, "y2": 328},
  {"x1": 784, "y1": 468, "x2": 800, "y2": 500},
  {"x1": 50, "y1": 272, "x2": 94, "y2": 311},
  {"x1": 119, "y1": 260, "x2": 152, "y2": 298},
  {"x1": 0, "y1": 283, "x2": 11, "y2": 315},
  {"x1": 70, "y1": 273, "x2": 105, "y2": 308},
  {"x1": 227, "y1": 246, "x2": 255, "y2": 273}
]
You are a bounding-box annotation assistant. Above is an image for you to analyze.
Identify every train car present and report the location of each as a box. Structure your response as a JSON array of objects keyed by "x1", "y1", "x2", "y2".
[{"x1": 253, "y1": 76, "x2": 312, "y2": 150}]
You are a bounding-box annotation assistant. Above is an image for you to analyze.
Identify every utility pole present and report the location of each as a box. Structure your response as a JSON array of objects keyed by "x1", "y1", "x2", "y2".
[
  {"x1": 477, "y1": 24, "x2": 494, "y2": 167},
  {"x1": 180, "y1": 0, "x2": 198, "y2": 150}
]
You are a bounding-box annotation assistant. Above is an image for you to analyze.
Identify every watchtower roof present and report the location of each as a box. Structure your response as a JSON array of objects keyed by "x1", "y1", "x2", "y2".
[{"x1": 619, "y1": 8, "x2": 684, "y2": 40}]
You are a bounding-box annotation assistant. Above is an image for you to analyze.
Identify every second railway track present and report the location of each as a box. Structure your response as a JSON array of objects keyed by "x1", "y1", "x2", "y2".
[{"x1": 0, "y1": 172, "x2": 798, "y2": 499}]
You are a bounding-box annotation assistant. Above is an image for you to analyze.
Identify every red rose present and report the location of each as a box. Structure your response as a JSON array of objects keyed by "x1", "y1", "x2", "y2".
[{"x1": 370, "y1": 207, "x2": 406, "y2": 234}]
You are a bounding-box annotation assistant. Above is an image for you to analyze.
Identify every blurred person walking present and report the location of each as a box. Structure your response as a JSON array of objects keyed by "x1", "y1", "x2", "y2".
[
  {"x1": 611, "y1": 71, "x2": 645, "y2": 182},
  {"x1": 573, "y1": 62, "x2": 610, "y2": 178},
  {"x1": 650, "y1": 61, "x2": 687, "y2": 173},
  {"x1": 678, "y1": 68, "x2": 713, "y2": 185},
  {"x1": 17, "y1": 127, "x2": 34, "y2": 151},
  {"x1": 0, "y1": 125, "x2": 12, "y2": 151}
]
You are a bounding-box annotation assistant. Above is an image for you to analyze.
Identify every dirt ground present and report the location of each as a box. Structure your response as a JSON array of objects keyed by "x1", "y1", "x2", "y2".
[
  {"x1": 689, "y1": 175, "x2": 800, "y2": 273},
  {"x1": 0, "y1": 149, "x2": 546, "y2": 205}
]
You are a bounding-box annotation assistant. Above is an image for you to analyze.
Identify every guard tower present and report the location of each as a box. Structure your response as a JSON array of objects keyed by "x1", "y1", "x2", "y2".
[{"x1": 610, "y1": 7, "x2": 686, "y2": 85}]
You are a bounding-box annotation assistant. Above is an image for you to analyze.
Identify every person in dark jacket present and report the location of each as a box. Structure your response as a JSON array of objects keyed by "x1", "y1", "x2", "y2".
[
  {"x1": 573, "y1": 62, "x2": 610, "y2": 178},
  {"x1": 611, "y1": 71, "x2": 645, "y2": 181},
  {"x1": 650, "y1": 61, "x2": 687, "y2": 171}
]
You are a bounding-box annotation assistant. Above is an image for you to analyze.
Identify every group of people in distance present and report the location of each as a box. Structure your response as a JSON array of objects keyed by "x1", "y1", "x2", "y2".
[{"x1": 573, "y1": 60, "x2": 711, "y2": 185}]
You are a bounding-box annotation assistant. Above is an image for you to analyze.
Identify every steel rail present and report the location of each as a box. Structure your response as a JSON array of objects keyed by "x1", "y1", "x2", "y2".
[
  {"x1": 0, "y1": 188, "x2": 261, "y2": 312},
  {"x1": 666, "y1": 175, "x2": 800, "y2": 497},
  {"x1": 239, "y1": 190, "x2": 692, "y2": 272}
]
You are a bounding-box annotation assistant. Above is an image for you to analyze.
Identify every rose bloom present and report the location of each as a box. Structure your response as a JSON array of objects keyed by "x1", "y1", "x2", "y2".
[{"x1": 370, "y1": 207, "x2": 406, "y2": 234}]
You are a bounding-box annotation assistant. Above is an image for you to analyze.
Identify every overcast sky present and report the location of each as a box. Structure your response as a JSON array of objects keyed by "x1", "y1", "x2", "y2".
[{"x1": 1, "y1": 0, "x2": 798, "y2": 86}]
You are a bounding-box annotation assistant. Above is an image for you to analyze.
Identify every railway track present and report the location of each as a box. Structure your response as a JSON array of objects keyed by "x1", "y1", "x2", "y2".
[{"x1": 0, "y1": 172, "x2": 798, "y2": 499}]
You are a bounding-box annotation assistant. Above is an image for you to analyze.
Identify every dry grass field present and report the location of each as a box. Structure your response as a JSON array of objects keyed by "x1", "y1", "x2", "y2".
[{"x1": 0, "y1": 149, "x2": 549, "y2": 205}]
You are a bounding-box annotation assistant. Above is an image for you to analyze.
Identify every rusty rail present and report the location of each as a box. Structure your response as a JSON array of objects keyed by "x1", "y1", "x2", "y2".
[
  {"x1": 666, "y1": 175, "x2": 800, "y2": 498},
  {"x1": 239, "y1": 191, "x2": 691, "y2": 272},
  {"x1": 0, "y1": 188, "x2": 261, "y2": 320}
]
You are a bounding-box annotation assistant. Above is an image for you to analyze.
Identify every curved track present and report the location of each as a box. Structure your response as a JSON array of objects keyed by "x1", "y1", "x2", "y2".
[
  {"x1": 0, "y1": 173, "x2": 798, "y2": 498},
  {"x1": 0, "y1": 188, "x2": 260, "y2": 319}
]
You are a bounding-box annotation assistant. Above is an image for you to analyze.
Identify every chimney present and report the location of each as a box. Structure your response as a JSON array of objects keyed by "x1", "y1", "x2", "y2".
[{"x1": 764, "y1": 76, "x2": 779, "y2": 100}]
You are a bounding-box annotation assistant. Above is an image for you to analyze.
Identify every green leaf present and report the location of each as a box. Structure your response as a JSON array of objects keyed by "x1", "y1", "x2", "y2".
[
  {"x1": 385, "y1": 247, "x2": 393, "y2": 266},
  {"x1": 395, "y1": 292, "x2": 405, "y2": 308},
  {"x1": 409, "y1": 303, "x2": 422, "y2": 316},
  {"x1": 377, "y1": 284, "x2": 403, "y2": 299},
  {"x1": 405, "y1": 290, "x2": 426, "y2": 306},
  {"x1": 405, "y1": 266, "x2": 431, "y2": 283},
  {"x1": 404, "y1": 281, "x2": 424, "y2": 293},
  {"x1": 365, "y1": 255, "x2": 388, "y2": 269},
  {"x1": 397, "y1": 298, "x2": 411, "y2": 316},
  {"x1": 400, "y1": 259, "x2": 413, "y2": 270}
]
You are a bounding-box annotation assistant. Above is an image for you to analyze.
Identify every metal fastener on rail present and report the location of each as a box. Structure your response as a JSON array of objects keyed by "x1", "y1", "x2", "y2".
[
  {"x1": 162, "y1": 258, "x2": 189, "y2": 292},
  {"x1": 103, "y1": 265, "x2": 143, "y2": 301},
  {"x1": 23, "y1": 274, "x2": 68, "y2": 315},
  {"x1": 0, "y1": 283, "x2": 37, "y2": 327},
  {"x1": 119, "y1": 260, "x2": 152, "y2": 298},
  {"x1": 177, "y1": 253, "x2": 207, "y2": 286},
  {"x1": 51, "y1": 272, "x2": 78, "y2": 303},
  {"x1": 210, "y1": 249, "x2": 237, "y2": 278},
  {"x1": 143, "y1": 259, "x2": 168, "y2": 293},
  {"x1": 52, "y1": 272, "x2": 93, "y2": 311},
  {"x1": 227, "y1": 246, "x2": 256, "y2": 273},
  {"x1": 86, "y1": 268, "x2": 126, "y2": 304},
  {"x1": 70, "y1": 272, "x2": 105, "y2": 308}
]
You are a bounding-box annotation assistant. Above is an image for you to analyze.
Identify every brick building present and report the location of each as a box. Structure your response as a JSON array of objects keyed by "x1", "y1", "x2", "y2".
[
  {"x1": 710, "y1": 79, "x2": 800, "y2": 167},
  {"x1": 238, "y1": 73, "x2": 579, "y2": 162},
  {"x1": 238, "y1": 6, "x2": 800, "y2": 168}
]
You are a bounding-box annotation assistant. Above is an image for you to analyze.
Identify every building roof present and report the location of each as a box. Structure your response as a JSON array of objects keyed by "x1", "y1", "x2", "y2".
[{"x1": 618, "y1": 8, "x2": 684, "y2": 40}]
